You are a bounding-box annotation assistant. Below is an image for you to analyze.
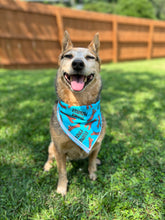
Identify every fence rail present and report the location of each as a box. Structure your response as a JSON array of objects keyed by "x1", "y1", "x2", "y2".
[{"x1": 0, "y1": 0, "x2": 165, "y2": 69}]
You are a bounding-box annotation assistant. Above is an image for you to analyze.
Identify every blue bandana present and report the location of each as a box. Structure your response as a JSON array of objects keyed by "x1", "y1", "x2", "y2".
[{"x1": 57, "y1": 100, "x2": 102, "y2": 154}]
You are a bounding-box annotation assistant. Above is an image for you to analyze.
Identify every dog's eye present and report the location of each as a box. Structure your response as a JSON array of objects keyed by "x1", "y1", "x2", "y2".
[
  {"x1": 64, "y1": 54, "x2": 73, "y2": 59},
  {"x1": 86, "y1": 55, "x2": 95, "y2": 60}
]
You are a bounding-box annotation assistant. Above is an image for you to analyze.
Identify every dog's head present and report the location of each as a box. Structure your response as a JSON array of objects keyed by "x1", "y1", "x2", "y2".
[{"x1": 58, "y1": 31, "x2": 101, "y2": 93}]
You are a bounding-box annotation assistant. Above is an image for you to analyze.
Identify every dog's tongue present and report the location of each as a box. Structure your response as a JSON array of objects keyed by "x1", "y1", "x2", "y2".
[{"x1": 71, "y1": 75, "x2": 85, "y2": 91}]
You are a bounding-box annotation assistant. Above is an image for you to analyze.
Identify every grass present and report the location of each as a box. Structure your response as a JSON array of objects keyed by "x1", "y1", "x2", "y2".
[{"x1": 0, "y1": 59, "x2": 165, "y2": 219}]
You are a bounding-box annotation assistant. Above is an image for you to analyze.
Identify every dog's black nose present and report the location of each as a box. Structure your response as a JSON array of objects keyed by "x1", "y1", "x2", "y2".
[{"x1": 72, "y1": 59, "x2": 85, "y2": 71}]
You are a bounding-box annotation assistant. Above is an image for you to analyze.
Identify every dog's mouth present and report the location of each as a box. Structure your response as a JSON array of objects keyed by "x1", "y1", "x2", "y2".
[{"x1": 64, "y1": 73, "x2": 94, "y2": 92}]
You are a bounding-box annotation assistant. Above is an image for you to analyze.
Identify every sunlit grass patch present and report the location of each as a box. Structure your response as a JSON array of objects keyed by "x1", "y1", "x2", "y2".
[{"x1": 0, "y1": 59, "x2": 165, "y2": 219}]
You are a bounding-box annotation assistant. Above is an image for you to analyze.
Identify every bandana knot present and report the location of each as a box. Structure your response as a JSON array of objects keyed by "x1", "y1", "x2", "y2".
[{"x1": 57, "y1": 100, "x2": 102, "y2": 153}]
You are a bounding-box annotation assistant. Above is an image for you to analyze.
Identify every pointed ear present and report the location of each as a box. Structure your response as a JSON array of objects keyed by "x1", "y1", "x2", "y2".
[
  {"x1": 88, "y1": 33, "x2": 100, "y2": 55},
  {"x1": 62, "y1": 30, "x2": 73, "y2": 52}
]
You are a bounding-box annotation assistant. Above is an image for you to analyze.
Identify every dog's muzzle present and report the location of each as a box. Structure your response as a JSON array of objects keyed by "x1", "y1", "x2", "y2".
[{"x1": 63, "y1": 58, "x2": 95, "y2": 92}]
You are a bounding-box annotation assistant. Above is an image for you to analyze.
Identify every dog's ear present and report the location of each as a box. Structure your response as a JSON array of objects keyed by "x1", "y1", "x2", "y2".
[
  {"x1": 62, "y1": 31, "x2": 73, "y2": 52},
  {"x1": 88, "y1": 33, "x2": 100, "y2": 55}
]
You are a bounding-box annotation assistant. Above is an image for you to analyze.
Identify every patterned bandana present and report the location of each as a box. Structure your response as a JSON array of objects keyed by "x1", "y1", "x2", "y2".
[{"x1": 57, "y1": 100, "x2": 102, "y2": 154}]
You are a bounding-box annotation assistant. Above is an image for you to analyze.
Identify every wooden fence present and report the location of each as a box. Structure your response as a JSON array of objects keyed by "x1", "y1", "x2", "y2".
[{"x1": 0, "y1": 0, "x2": 165, "y2": 69}]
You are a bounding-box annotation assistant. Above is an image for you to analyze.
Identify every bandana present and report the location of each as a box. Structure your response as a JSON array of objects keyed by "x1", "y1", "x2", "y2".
[{"x1": 57, "y1": 100, "x2": 102, "y2": 154}]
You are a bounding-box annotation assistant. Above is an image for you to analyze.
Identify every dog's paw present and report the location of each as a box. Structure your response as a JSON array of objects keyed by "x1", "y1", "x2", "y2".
[
  {"x1": 89, "y1": 173, "x2": 97, "y2": 181},
  {"x1": 56, "y1": 186, "x2": 67, "y2": 196},
  {"x1": 43, "y1": 162, "x2": 52, "y2": 172}
]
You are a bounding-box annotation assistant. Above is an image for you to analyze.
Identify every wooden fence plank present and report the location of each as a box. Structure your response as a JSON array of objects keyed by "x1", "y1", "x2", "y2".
[
  {"x1": 147, "y1": 22, "x2": 154, "y2": 59},
  {"x1": 55, "y1": 8, "x2": 64, "y2": 49},
  {"x1": 112, "y1": 18, "x2": 118, "y2": 63}
]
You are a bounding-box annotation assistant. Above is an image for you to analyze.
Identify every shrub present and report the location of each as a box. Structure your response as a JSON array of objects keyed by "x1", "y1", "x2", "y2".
[{"x1": 115, "y1": 0, "x2": 156, "y2": 19}]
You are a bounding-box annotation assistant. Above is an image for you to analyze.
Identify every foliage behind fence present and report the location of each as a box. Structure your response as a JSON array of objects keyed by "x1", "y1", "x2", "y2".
[{"x1": 0, "y1": 0, "x2": 165, "y2": 69}]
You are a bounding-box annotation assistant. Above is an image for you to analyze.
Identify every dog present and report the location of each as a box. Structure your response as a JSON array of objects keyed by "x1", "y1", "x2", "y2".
[{"x1": 44, "y1": 31, "x2": 106, "y2": 196}]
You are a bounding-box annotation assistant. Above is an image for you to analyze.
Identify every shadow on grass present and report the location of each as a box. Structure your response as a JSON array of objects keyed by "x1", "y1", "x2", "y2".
[{"x1": 0, "y1": 66, "x2": 165, "y2": 218}]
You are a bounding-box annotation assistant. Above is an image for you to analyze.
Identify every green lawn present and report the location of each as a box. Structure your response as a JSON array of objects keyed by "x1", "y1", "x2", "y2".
[{"x1": 0, "y1": 59, "x2": 165, "y2": 219}]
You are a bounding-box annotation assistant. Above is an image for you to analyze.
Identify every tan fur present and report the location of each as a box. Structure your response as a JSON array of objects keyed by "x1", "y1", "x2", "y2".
[{"x1": 44, "y1": 31, "x2": 106, "y2": 196}]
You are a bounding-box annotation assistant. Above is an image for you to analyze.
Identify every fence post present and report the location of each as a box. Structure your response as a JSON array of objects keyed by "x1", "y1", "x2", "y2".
[
  {"x1": 55, "y1": 9, "x2": 64, "y2": 49},
  {"x1": 112, "y1": 18, "x2": 118, "y2": 63},
  {"x1": 147, "y1": 22, "x2": 154, "y2": 59}
]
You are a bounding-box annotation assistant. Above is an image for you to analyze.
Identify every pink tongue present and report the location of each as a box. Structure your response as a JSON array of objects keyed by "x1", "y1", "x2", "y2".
[{"x1": 71, "y1": 75, "x2": 85, "y2": 91}]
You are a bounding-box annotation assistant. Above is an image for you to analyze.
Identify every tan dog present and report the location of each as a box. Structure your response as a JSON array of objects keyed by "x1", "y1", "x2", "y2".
[{"x1": 44, "y1": 31, "x2": 106, "y2": 196}]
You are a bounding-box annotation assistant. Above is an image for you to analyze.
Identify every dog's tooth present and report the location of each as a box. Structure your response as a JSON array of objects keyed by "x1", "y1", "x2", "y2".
[
  {"x1": 70, "y1": 76, "x2": 72, "y2": 81},
  {"x1": 84, "y1": 77, "x2": 87, "y2": 82}
]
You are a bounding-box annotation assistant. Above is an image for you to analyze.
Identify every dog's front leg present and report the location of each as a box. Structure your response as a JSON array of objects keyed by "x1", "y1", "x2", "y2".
[
  {"x1": 88, "y1": 144, "x2": 101, "y2": 181},
  {"x1": 55, "y1": 149, "x2": 68, "y2": 196},
  {"x1": 44, "y1": 141, "x2": 56, "y2": 171}
]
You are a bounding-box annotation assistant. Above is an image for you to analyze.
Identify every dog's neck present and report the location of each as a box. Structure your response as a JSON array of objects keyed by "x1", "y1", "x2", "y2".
[
  {"x1": 56, "y1": 73, "x2": 102, "y2": 106},
  {"x1": 58, "y1": 88, "x2": 100, "y2": 106}
]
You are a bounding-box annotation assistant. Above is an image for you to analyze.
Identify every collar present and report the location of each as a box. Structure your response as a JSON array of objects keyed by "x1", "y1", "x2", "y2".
[{"x1": 57, "y1": 100, "x2": 102, "y2": 153}]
